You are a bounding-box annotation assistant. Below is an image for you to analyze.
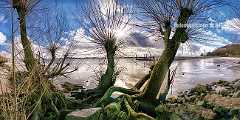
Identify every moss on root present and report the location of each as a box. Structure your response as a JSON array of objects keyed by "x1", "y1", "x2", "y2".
[
  {"x1": 87, "y1": 87, "x2": 157, "y2": 120},
  {"x1": 86, "y1": 98, "x2": 155, "y2": 120}
]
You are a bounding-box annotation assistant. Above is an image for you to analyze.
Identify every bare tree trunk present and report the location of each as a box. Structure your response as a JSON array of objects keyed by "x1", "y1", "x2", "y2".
[
  {"x1": 99, "y1": 40, "x2": 116, "y2": 92},
  {"x1": 143, "y1": 8, "x2": 192, "y2": 100},
  {"x1": 143, "y1": 41, "x2": 179, "y2": 100},
  {"x1": 14, "y1": 2, "x2": 35, "y2": 71}
]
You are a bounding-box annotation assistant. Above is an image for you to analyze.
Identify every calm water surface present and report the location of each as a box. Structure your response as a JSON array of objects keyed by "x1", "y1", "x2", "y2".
[{"x1": 56, "y1": 57, "x2": 240, "y2": 95}]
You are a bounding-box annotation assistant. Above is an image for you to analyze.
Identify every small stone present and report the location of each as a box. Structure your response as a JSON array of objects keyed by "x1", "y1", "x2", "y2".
[
  {"x1": 184, "y1": 95, "x2": 191, "y2": 102},
  {"x1": 176, "y1": 97, "x2": 184, "y2": 103},
  {"x1": 216, "y1": 80, "x2": 227, "y2": 85},
  {"x1": 189, "y1": 95, "x2": 197, "y2": 102},
  {"x1": 214, "y1": 86, "x2": 227, "y2": 94},
  {"x1": 225, "y1": 86, "x2": 232, "y2": 89},
  {"x1": 206, "y1": 84, "x2": 212, "y2": 91},
  {"x1": 201, "y1": 109, "x2": 216, "y2": 119},
  {"x1": 197, "y1": 101, "x2": 205, "y2": 106},
  {"x1": 62, "y1": 82, "x2": 84, "y2": 92},
  {"x1": 220, "y1": 90, "x2": 229, "y2": 97},
  {"x1": 233, "y1": 81, "x2": 240, "y2": 89},
  {"x1": 233, "y1": 91, "x2": 240, "y2": 98},
  {"x1": 167, "y1": 96, "x2": 178, "y2": 103}
]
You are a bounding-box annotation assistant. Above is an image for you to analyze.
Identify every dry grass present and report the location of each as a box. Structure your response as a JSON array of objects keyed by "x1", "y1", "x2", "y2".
[
  {"x1": 0, "y1": 62, "x2": 67, "y2": 120},
  {"x1": 0, "y1": 55, "x2": 8, "y2": 65}
]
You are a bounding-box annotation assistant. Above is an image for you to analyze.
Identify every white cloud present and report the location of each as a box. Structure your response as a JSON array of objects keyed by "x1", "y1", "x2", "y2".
[
  {"x1": 0, "y1": 14, "x2": 7, "y2": 24},
  {"x1": 93, "y1": 0, "x2": 133, "y2": 40},
  {"x1": 201, "y1": 31, "x2": 231, "y2": 46},
  {"x1": 56, "y1": 28, "x2": 102, "y2": 58},
  {"x1": 57, "y1": 27, "x2": 165, "y2": 58},
  {"x1": 0, "y1": 15, "x2": 4, "y2": 22},
  {"x1": 119, "y1": 47, "x2": 162, "y2": 57},
  {"x1": 0, "y1": 32, "x2": 6, "y2": 44},
  {"x1": 177, "y1": 31, "x2": 232, "y2": 56},
  {"x1": 67, "y1": 27, "x2": 232, "y2": 57},
  {"x1": 14, "y1": 36, "x2": 49, "y2": 60},
  {"x1": 71, "y1": 28, "x2": 97, "y2": 48},
  {"x1": 223, "y1": 18, "x2": 240, "y2": 34}
]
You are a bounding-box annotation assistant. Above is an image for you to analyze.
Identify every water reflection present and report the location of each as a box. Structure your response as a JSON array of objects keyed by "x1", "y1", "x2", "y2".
[
  {"x1": 171, "y1": 57, "x2": 240, "y2": 95},
  {"x1": 56, "y1": 57, "x2": 240, "y2": 95}
]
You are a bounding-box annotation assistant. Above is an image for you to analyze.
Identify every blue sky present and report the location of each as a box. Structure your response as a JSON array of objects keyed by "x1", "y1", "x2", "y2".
[{"x1": 0, "y1": 0, "x2": 240, "y2": 57}]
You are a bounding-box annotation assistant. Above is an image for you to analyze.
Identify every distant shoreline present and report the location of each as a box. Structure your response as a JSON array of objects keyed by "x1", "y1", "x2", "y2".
[
  {"x1": 174, "y1": 56, "x2": 217, "y2": 61},
  {"x1": 40, "y1": 56, "x2": 240, "y2": 63},
  {"x1": 66, "y1": 56, "x2": 219, "y2": 61}
]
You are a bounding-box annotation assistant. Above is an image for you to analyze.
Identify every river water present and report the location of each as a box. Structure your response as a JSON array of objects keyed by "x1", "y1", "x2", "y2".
[{"x1": 56, "y1": 57, "x2": 240, "y2": 96}]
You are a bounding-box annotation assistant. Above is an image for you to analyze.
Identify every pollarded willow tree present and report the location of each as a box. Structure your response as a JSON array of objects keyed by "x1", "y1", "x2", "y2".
[
  {"x1": 25, "y1": 11, "x2": 79, "y2": 120},
  {"x1": 83, "y1": 0, "x2": 130, "y2": 93},
  {"x1": 93, "y1": 0, "x2": 224, "y2": 119},
  {"x1": 136, "y1": 0, "x2": 202, "y2": 100},
  {"x1": 11, "y1": 0, "x2": 77, "y2": 80},
  {"x1": 0, "y1": 1, "x2": 78, "y2": 119},
  {"x1": 135, "y1": 0, "x2": 224, "y2": 100}
]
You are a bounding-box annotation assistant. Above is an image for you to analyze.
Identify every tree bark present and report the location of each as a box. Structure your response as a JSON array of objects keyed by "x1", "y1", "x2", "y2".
[
  {"x1": 143, "y1": 8, "x2": 192, "y2": 100},
  {"x1": 99, "y1": 40, "x2": 117, "y2": 92},
  {"x1": 143, "y1": 41, "x2": 179, "y2": 100},
  {"x1": 14, "y1": 2, "x2": 35, "y2": 71}
]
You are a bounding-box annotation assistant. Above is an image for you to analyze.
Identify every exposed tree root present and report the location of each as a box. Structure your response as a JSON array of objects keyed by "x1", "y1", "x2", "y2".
[
  {"x1": 90, "y1": 86, "x2": 166, "y2": 120},
  {"x1": 124, "y1": 98, "x2": 155, "y2": 120},
  {"x1": 72, "y1": 61, "x2": 178, "y2": 119},
  {"x1": 71, "y1": 88, "x2": 103, "y2": 100},
  {"x1": 85, "y1": 92, "x2": 156, "y2": 120},
  {"x1": 96, "y1": 87, "x2": 140, "y2": 107},
  {"x1": 69, "y1": 88, "x2": 104, "y2": 109}
]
